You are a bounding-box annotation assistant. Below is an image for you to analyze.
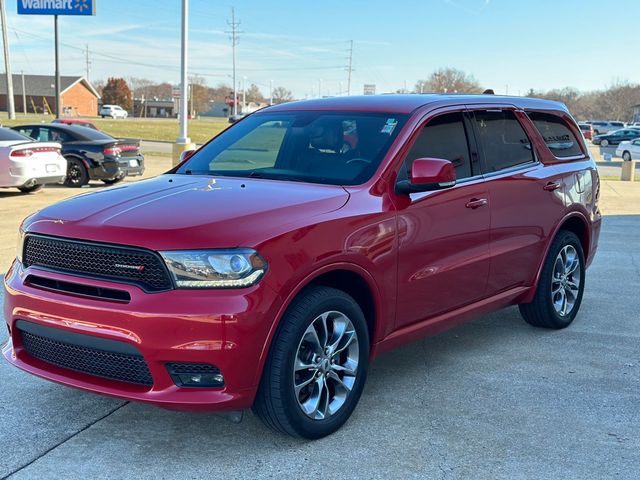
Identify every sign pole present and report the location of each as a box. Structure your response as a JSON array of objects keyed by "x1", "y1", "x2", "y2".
[{"x1": 54, "y1": 14, "x2": 60, "y2": 118}]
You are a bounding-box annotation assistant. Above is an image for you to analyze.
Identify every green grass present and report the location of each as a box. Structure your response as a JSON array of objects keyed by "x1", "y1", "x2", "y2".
[{"x1": 0, "y1": 113, "x2": 229, "y2": 144}]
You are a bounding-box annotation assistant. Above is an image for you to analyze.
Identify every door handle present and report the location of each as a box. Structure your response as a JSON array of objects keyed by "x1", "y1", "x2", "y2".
[
  {"x1": 543, "y1": 181, "x2": 562, "y2": 191},
  {"x1": 465, "y1": 198, "x2": 488, "y2": 209}
]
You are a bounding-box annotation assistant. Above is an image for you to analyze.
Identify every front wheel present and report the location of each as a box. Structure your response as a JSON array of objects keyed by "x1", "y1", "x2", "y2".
[
  {"x1": 623, "y1": 151, "x2": 632, "y2": 161},
  {"x1": 253, "y1": 286, "x2": 369, "y2": 439},
  {"x1": 601, "y1": 139, "x2": 609, "y2": 147},
  {"x1": 519, "y1": 230, "x2": 585, "y2": 329}
]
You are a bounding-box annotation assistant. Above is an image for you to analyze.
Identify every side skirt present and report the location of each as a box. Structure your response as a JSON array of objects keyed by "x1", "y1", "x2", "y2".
[{"x1": 371, "y1": 286, "x2": 531, "y2": 358}]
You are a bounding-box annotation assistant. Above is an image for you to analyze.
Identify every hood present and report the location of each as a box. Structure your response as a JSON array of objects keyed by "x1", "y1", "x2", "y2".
[{"x1": 25, "y1": 174, "x2": 350, "y2": 249}]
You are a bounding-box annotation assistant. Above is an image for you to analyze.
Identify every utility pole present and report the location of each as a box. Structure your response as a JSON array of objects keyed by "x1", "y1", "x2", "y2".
[
  {"x1": 346, "y1": 40, "x2": 353, "y2": 96},
  {"x1": 0, "y1": 0, "x2": 15, "y2": 119},
  {"x1": 318, "y1": 78, "x2": 322, "y2": 98},
  {"x1": 226, "y1": 8, "x2": 241, "y2": 117},
  {"x1": 84, "y1": 44, "x2": 90, "y2": 81},
  {"x1": 269, "y1": 79, "x2": 273, "y2": 105},
  {"x1": 21, "y1": 70, "x2": 26, "y2": 114}
]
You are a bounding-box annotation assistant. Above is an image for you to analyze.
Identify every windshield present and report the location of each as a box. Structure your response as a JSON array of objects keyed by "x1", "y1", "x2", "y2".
[{"x1": 176, "y1": 111, "x2": 408, "y2": 185}]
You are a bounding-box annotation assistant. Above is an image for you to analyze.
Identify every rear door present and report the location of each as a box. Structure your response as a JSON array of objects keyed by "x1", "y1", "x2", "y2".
[
  {"x1": 395, "y1": 110, "x2": 491, "y2": 327},
  {"x1": 469, "y1": 108, "x2": 566, "y2": 295}
]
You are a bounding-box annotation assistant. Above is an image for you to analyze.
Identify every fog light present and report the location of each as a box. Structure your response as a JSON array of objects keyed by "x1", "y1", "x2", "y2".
[{"x1": 166, "y1": 363, "x2": 224, "y2": 388}]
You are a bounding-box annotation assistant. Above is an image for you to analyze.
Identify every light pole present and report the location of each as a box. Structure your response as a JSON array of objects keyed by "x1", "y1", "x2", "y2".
[
  {"x1": 1, "y1": 0, "x2": 16, "y2": 119},
  {"x1": 173, "y1": 0, "x2": 195, "y2": 165},
  {"x1": 242, "y1": 75, "x2": 247, "y2": 113}
]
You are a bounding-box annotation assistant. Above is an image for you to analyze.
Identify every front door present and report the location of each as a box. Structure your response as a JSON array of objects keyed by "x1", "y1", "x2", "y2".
[{"x1": 395, "y1": 111, "x2": 491, "y2": 328}]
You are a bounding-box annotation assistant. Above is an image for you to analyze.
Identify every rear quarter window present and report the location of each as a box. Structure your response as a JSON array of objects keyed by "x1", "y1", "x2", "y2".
[{"x1": 527, "y1": 112, "x2": 584, "y2": 158}]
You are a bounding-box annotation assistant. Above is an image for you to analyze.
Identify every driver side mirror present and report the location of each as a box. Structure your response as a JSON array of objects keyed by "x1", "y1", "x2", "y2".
[
  {"x1": 179, "y1": 149, "x2": 197, "y2": 163},
  {"x1": 395, "y1": 157, "x2": 456, "y2": 194}
]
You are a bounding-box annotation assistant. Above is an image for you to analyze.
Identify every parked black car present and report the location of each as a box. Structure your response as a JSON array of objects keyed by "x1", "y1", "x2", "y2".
[
  {"x1": 592, "y1": 128, "x2": 640, "y2": 147},
  {"x1": 11, "y1": 124, "x2": 145, "y2": 187}
]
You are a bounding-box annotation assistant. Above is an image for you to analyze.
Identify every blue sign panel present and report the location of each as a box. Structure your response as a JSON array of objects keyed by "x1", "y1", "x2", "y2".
[{"x1": 18, "y1": 0, "x2": 95, "y2": 15}]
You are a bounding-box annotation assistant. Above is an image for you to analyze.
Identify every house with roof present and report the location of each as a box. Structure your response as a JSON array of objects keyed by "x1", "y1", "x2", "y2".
[{"x1": 0, "y1": 74, "x2": 100, "y2": 116}]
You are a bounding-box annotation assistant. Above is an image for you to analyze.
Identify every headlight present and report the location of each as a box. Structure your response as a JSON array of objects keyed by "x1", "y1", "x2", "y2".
[
  {"x1": 16, "y1": 228, "x2": 25, "y2": 263},
  {"x1": 159, "y1": 249, "x2": 267, "y2": 289}
]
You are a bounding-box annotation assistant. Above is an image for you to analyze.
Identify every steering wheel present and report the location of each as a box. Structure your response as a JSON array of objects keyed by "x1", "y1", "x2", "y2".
[{"x1": 345, "y1": 157, "x2": 371, "y2": 165}]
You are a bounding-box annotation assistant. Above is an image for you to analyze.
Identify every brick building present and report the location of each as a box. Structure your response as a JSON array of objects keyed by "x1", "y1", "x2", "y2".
[{"x1": 0, "y1": 75, "x2": 100, "y2": 116}]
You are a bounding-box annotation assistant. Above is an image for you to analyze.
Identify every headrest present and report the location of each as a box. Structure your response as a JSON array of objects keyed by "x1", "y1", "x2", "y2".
[{"x1": 309, "y1": 122, "x2": 343, "y2": 152}]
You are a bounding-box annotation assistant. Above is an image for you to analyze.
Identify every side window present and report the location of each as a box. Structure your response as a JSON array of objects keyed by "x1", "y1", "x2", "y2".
[
  {"x1": 473, "y1": 110, "x2": 534, "y2": 172},
  {"x1": 41, "y1": 128, "x2": 73, "y2": 143},
  {"x1": 15, "y1": 127, "x2": 36, "y2": 139},
  {"x1": 402, "y1": 112, "x2": 473, "y2": 180},
  {"x1": 527, "y1": 112, "x2": 584, "y2": 158}
]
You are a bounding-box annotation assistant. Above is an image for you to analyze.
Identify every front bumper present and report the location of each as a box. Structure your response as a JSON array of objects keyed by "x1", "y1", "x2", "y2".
[{"x1": 3, "y1": 260, "x2": 282, "y2": 411}]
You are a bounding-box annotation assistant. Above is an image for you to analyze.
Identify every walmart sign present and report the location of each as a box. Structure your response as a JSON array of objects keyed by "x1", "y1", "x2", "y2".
[{"x1": 18, "y1": 0, "x2": 95, "y2": 15}]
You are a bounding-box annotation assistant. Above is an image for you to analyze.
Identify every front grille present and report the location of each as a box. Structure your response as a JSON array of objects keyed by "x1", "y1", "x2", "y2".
[
  {"x1": 17, "y1": 320, "x2": 153, "y2": 386},
  {"x1": 23, "y1": 234, "x2": 172, "y2": 292}
]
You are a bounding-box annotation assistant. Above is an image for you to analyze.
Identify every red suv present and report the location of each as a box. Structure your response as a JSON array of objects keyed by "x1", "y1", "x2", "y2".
[{"x1": 3, "y1": 95, "x2": 601, "y2": 439}]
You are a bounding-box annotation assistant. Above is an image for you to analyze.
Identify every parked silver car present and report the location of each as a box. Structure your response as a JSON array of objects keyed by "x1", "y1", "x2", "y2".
[{"x1": 590, "y1": 121, "x2": 625, "y2": 135}]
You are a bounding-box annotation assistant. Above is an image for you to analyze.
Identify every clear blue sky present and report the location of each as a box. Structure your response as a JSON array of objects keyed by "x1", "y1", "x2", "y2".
[{"x1": 5, "y1": 0, "x2": 640, "y2": 98}]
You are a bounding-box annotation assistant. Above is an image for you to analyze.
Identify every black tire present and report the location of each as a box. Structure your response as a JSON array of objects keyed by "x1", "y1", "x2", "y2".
[
  {"x1": 601, "y1": 139, "x2": 609, "y2": 147},
  {"x1": 17, "y1": 184, "x2": 44, "y2": 194},
  {"x1": 101, "y1": 176, "x2": 125, "y2": 185},
  {"x1": 519, "y1": 230, "x2": 585, "y2": 329},
  {"x1": 623, "y1": 151, "x2": 632, "y2": 161},
  {"x1": 64, "y1": 157, "x2": 89, "y2": 187},
  {"x1": 253, "y1": 286, "x2": 370, "y2": 439}
]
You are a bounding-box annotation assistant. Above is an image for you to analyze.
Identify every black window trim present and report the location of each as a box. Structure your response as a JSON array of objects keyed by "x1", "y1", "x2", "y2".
[
  {"x1": 396, "y1": 108, "x2": 481, "y2": 184},
  {"x1": 466, "y1": 107, "x2": 539, "y2": 177}
]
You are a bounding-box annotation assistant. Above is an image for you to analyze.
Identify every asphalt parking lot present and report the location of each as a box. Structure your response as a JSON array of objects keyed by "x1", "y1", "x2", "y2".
[{"x1": 1, "y1": 159, "x2": 639, "y2": 479}]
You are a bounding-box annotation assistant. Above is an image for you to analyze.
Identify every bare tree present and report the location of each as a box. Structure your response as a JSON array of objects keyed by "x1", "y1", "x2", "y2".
[
  {"x1": 245, "y1": 84, "x2": 265, "y2": 103},
  {"x1": 415, "y1": 68, "x2": 482, "y2": 93},
  {"x1": 528, "y1": 81, "x2": 640, "y2": 121},
  {"x1": 271, "y1": 86, "x2": 293, "y2": 104}
]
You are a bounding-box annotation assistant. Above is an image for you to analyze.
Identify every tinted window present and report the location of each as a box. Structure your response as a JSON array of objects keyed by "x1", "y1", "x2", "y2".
[
  {"x1": 0, "y1": 128, "x2": 31, "y2": 141},
  {"x1": 473, "y1": 110, "x2": 534, "y2": 172},
  {"x1": 37, "y1": 127, "x2": 74, "y2": 143},
  {"x1": 178, "y1": 112, "x2": 408, "y2": 186},
  {"x1": 527, "y1": 112, "x2": 584, "y2": 158},
  {"x1": 401, "y1": 112, "x2": 473, "y2": 180}
]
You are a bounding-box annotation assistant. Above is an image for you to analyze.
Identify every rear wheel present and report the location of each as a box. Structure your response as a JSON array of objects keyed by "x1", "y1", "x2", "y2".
[
  {"x1": 519, "y1": 230, "x2": 585, "y2": 329},
  {"x1": 64, "y1": 158, "x2": 89, "y2": 187},
  {"x1": 253, "y1": 286, "x2": 369, "y2": 439},
  {"x1": 17, "y1": 184, "x2": 43, "y2": 194},
  {"x1": 623, "y1": 151, "x2": 632, "y2": 161}
]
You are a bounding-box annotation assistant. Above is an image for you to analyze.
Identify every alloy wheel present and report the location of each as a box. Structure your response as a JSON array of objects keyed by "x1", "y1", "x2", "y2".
[
  {"x1": 551, "y1": 245, "x2": 582, "y2": 317},
  {"x1": 293, "y1": 310, "x2": 359, "y2": 420}
]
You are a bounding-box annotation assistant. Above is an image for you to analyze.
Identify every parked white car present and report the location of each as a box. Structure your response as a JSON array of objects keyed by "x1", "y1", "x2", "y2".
[
  {"x1": 99, "y1": 105, "x2": 128, "y2": 119},
  {"x1": 615, "y1": 138, "x2": 640, "y2": 161},
  {"x1": 0, "y1": 128, "x2": 66, "y2": 193}
]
